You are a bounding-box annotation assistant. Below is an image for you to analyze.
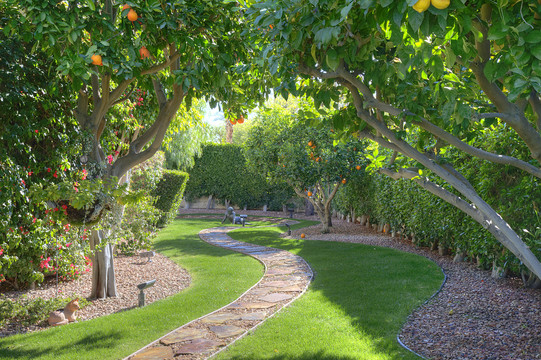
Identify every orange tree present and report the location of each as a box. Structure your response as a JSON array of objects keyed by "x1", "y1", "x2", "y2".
[
  {"x1": 244, "y1": 98, "x2": 365, "y2": 232},
  {"x1": 3, "y1": 0, "x2": 266, "y2": 298},
  {"x1": 246, "y1": 0, "x2": 541, "y2": 285}
]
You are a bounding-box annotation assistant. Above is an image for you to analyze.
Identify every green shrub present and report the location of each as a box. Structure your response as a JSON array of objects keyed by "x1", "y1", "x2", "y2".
[
  {"x1": 185, "y1": 144, "x2": 270, "y2": 209},
  {"x1": 0, "y1": 295, "x2": 89, "y2": 329},
  {"x1": 152, "y1": 170, "x2": 189, "y2": 227}
]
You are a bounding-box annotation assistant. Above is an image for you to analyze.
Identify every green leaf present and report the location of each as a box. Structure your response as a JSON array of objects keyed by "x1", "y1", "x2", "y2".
[
  {"x1": 408, "y1": 9, "x2": 424, "y2": 33},
  {"x1": 326, "y1": 49, "x2": 339, "y2": 70},
  {"x1": 525, "y1": 30, "x2": 541, "y2": 44},
  {"x1": 86, "y1": 0, "x2": 95, "y2": 11},
  {"x1": 531, "y1": 45, "x2": 541, "y2": 61}
]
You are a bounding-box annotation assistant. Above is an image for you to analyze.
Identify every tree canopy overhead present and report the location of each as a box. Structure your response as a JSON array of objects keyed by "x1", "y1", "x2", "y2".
[{"x1": 245, "y1": 0, "x2": 541, "y2": 284}]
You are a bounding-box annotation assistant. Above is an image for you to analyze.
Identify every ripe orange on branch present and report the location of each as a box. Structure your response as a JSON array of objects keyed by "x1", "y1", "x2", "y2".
[
  {"x1": 237, "y1": 115, "x2": 244, "y2": 124},
  {"x1": 356, "y1": 165, "x2": 361, "y2": 170},
  {"x1": 341, "y1": 178, "x2": 347, "y2": 184},
  {"x1": 91, "y1": 54, "x2": 103, "y2": 66},
  {"x1": 127, "y1": 9, "x2": 138, "y2": 22},
  {"x1": 307, "y1": 191, "x2": 312, "y2": 197},
  {"x1": 139, "y1": 46, "x2": 150, "y2": 59}
]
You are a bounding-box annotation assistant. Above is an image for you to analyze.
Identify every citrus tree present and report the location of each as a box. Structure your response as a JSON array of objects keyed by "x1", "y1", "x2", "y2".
[
  {"x1": 245, "y1": 97, "x2": 365, "y2": 232},
  {"x1": 4, "y1": 0, "x2": 265, "y2": 298},
  {"x1": 246, "y1": 0, "x2": 541, "y2": 285}
]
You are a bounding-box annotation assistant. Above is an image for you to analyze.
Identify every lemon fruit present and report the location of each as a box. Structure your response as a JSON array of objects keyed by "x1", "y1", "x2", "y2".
[
  {"x1": 431, "y1": 0, "x2": 450, "y2": 10},
  {"x1": 412, "y1": 0, "x2": 430, "y2": 13}
]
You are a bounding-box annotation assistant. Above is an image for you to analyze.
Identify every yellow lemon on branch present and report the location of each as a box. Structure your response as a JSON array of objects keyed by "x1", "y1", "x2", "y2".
[
  {"x1": 412, "y1": 0, "x2": 430, "y2": 13},
  {"x1": 431, "y1": 0, "x2": 451, "y2": 10}
]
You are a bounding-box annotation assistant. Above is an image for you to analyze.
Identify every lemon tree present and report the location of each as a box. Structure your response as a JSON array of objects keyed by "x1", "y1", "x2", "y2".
[{"x1": 245, "y1": 0, "x2": 541, "y2": 286}]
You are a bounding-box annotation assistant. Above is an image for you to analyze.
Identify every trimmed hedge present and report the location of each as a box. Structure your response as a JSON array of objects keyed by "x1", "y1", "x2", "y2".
[
  {"x1": 185, "y1": 144, "x2": 270, "y2": 209},
  {"x1": 333, "y1": 129, "x2": 541, "y2": 280},
  {"x1": 152, "y1": 170, "x2": 189, "y2": 227}
]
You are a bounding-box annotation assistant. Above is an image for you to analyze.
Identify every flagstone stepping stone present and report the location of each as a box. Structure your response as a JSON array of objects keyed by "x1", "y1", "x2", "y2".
[
  {"x1": 240, "y1": 312, "x2": 267, "y2": 321},
  {"x1": 232, "y1": 301, "x2": 277, "y2": 309},
  {"x1": 127, "y1": 224, "x2": 313, "y2": 360},
  {"x1": 266, "y1": 268, "x2": 294, "y2": 275},
  {"x1": 279, "y1": 284, "x2": 305, "y2": 292},
  {"x1": 131, "y1": 346, "x2": 174, "y2": 360},
  {"x1": 209, "y1": 325, "x2": 245, "y2": 338},
  {"x1": 174, "y1": 339, "x2": 226, "y2": 355},
  {"x1": 160, "y1": 328, "x2": 207, "y2": 345},
  {"x1": 258, "y1": 293, "x2": 294, "y2": 303},
  {"x1": 201, "y1": 313, "x2": 241, "y2": 324},
  {"x1": 261, "y1": 280, "x2": 295, "y2": 288}
]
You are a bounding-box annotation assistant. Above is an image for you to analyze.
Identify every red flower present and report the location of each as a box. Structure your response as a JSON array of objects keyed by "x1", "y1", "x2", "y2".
[
  {"x1": 54, "y1": 207, "x2": 59, "y2": 212},
  {"x1": 21, "y1": 179, "x2": 26, "y2": 186},
  {"x1": 107, "y1": 155, "x2": 113, "y2": 164},
  {"x1": 61, "y1": 204, "x2": 68, "y2": 210},
  {"x1": 66, "y1": 242, "x2": 72, "y2": 247},
  {"x1": 28, "y1": 171, "x2": 33, "y2": 176},
  {"x1": 35, "y1": 130, "x2": 38, "y2": 133},
  {"x1": 47, "y1": 168, "x2": 51, "y2": 173},
  {"x1": 53, "y1": 171, "x2": 58, "y2": 178},
  {"x1": 0, "y1": 248, "x2": 3, "y2": 256}
]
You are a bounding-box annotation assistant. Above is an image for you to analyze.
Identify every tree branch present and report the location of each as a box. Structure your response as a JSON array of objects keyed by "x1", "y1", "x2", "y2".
[
  {"x1": 410, "y1": 114, "x2": 541, "y2": 179},
  {"x1": 529, "y1": 91, "x2": 541, "y2": 131}
]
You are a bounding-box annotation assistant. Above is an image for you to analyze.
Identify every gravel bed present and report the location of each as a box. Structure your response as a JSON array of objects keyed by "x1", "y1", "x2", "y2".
[{"x1": 1, "y1": 252, "x2": 191, "y2": 337}]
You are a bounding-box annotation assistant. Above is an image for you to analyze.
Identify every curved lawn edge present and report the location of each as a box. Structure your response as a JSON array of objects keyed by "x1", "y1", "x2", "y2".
[
  {"x1": 126, "y1": 225, "x2": 314, "y2": 359},
  {"x1": 0, "y1": 218, "x2": 263, "y2": 360},
  {"x1": 215, "y1": 221, "x2": 445, "y2": 360}
]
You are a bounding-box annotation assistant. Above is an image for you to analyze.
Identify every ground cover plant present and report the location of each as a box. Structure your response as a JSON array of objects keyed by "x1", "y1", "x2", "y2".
[
  {"x1": 0, "y1": 218, "x2": 262, "y2": 360},
  {"x1": 216, "y1": 220, "x2": 444, "y2": 360}
]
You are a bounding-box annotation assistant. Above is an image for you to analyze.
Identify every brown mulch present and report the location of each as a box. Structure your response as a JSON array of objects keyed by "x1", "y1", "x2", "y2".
[
  {"x1": 0, "y1": 252, "x2": 191, "y2": 338},
  {"x1": 286, "y1": 219, "x2": 541, "y2": 360}
]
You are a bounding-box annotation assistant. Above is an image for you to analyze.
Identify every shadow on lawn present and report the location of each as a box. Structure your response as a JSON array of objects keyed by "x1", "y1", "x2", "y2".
[
  {"x1": 1, "y1": 329, "x2": 122, "y2": 359},
  {"x1": 227, "y1": 224, "x2": 443, "y2": 360}
]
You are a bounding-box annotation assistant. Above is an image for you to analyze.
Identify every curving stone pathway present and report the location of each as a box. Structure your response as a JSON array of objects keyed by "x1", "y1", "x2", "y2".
[{"x1": 125, "y1": 225, "x2": 313, "y2": 360}]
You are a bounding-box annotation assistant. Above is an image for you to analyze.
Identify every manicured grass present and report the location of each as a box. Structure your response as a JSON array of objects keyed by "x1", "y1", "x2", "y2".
[
  {"x1": 215, "y1": 221, "x2": 444, "y2": 360},
  {"x1": 0, "y1": 219, "x2": 263, "y2": 360}
]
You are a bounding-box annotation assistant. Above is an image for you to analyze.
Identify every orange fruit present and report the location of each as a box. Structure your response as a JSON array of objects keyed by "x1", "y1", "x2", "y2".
[
  {"x1": 127, "y1": 9, "x2": 138, "y2": 22},
  {"x1": 308, "y1": 141, "x2": 313, "y2": 147},
  {"x1": 300, "y1": 233, "x2": 305, "y2": 238},
  {"x1": 91, "y1": 54, "x2": 103, "y2": 66},
  {"x1": 307, "y1": 191, "x2": 312, "y2": 197},
  {"x1": 356, "y1": 165, "x2": 361, "y2": 170},
  {"x1": 237, "y1": 115, "x2": 244, "y2": 124},
  {"x1": 139, "y1": 46, "x2": 150, "y2": 59},
  {"x1": 269, "y1": 24, "x2": 274, "y2": 29},
  {"x1": 230, "y1": 119, "x2": 236, "y2": 124},
  {"x1": 122, "y1": 4, "x2": 131, "y2": 11},
  {"x1": 316, "y1": 157, "x2": 320, "y2": 162},
  {"x1": 341, "y1": 178, "x2": 347, "y2": 184}
]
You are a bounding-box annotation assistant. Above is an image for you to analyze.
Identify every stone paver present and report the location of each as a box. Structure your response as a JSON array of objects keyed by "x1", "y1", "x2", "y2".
[{"x1": 126, "y1": 224, "x2": 313, "y2": 360}]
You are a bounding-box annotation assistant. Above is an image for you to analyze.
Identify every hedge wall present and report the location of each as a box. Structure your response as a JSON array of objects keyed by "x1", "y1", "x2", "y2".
[
  {"x1": 185, "y1": 144, "x2": 271, "y2": 209},
  {"x1": 152, "y1": 170, "x2": 189, "y2": 227},
  {"x1": 334, "y1": 129, "x2": 540, "y2": 279}
]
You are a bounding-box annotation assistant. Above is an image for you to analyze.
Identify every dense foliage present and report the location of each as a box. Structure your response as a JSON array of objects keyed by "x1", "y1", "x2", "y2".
[
  {"x1": 244, "y1": 97, "x2": 366, "y2": 231},
  {"x1": 0, "y1": 27, "x2": 92, "y2": 289},
  {"x1": 152, "y1": 170, "x2": 189, "y2": 227},
  {"x1": 185, "y1": 144, "x2": 269, "y2": 209},
  {"x1": 246, "y1": 0, "x2": 541, "y2": 282},
  {"x1": 335, "y1": 128, "x2": 541, "y2": 279}
]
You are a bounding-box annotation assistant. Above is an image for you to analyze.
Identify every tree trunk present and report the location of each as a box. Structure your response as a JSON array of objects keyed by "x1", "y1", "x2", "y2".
[
  {"x1": 225, "y1": 119, "x2": 233, "y2": 144},
  {"x1": 90, "y1": 229, "x2": 117, "y2": 299},
  {"x1": 206, "y1": 194, "x2": 214, "y2": 209}
]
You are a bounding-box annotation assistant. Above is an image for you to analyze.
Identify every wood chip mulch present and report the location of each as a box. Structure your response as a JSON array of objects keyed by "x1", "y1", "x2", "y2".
[
  {"x1": 0, "y1": 252, "x2": 191, "y2": 338},
  {"x1": 289, "y1": 219, "x2": 541, "y2": 360}
]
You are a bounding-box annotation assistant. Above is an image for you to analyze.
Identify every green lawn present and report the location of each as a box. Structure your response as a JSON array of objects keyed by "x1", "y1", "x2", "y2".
[
  {"x1": 215, "y1": 221, "x2": 444, "y2": 360},
  {"x1": 0, "y1": 218, "x2": 263, "y2": 360},
  {"x1": 0, "y1": 218, "x2": 443, "y2": 360}
]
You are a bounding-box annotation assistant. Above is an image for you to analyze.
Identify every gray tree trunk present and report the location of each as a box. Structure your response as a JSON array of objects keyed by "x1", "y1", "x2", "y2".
[{"x1": 90, "y1": 229, "x2": 117, "y2": 298}]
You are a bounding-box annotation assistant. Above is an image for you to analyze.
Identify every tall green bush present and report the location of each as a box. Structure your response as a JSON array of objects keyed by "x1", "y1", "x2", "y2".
[
  {"x1": 334, "y1": 129, "x2": 540, "y2": 279},
  {"x1": 185, "y1": 144, "x2": 269, "y2": 209},
  {"x1": 153, "y1": 170, "x2": 189, "y2": 227}
]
